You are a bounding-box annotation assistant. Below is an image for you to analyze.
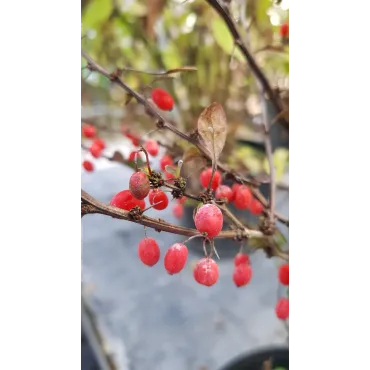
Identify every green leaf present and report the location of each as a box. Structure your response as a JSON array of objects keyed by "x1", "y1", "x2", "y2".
[
  {"x1": 263, "y1": 148, "x2": 289, "y2": 182},
  {"x1": 82, "y1": 0, "x2": 112, "y2": 29},
  {"x1": 211, "y1": 18, "x2": 244, "y2": 62}
]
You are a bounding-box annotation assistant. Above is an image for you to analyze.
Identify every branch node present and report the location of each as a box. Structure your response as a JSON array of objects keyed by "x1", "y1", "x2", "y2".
[{"x1": 128, "y1": 206, "x2": 143, "y2": 222}]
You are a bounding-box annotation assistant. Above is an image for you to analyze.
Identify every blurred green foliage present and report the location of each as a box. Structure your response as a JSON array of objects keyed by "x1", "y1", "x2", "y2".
[{"x1": 82, "y1": 0, "x2": 289, "y2": 176}]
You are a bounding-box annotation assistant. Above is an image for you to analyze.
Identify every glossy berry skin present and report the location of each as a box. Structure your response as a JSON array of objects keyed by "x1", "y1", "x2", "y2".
[
  {"x1": 280, "y1": 23, "x2": 289, "y2": 38},
  {"x1": 160, "y1": 155, "x2": 174, "y2": 171},
  {"x1": 151, "y1": 88, "x2": 174, "y2": 111},
  {"x1": 145, "y1": 140, "x2": 159, "y2": 157},
  {"x1": 231, "y1": 183, "x2": 242, "y2": 201},
  {"x1": 82, "y1": 160, "x2": 94, "y2": 172},
  {"x1": 173, "y1": 204, "x2": 184, "y2": 219},
  {"x1": 234, "y1": 253, "x2": 250, "y2": 266},
  {"x1": 249, "y1": 198, "x2": 263, "y2": 215},
  {"x1": 128, "y1": 151, "x2": 142, "y2": 162},
  {"x1": 193, "y1": 258, "x2": 219, "y2": 286},
  {"x1": 194, "y1": 204, "x2": 223, "y2": 238},
  {"x1": 138, "y1": 237, "x2": 160, "y2": 267},
  {"x1": 129, "y1": 171, "x2": 150, "y2": 200},
  {"x1": 199, "y1": 168, "x2": 222, "y2": 190},
  {"x1": 234, "y1": 185, "x2": 252, "y2": 210},
  {"x1": 278, "y1": 264, "x2": 289, "y2": 286},
  {"x1": 89, "y1": 143, "x2": 103, "y2": 158},
  {"x1": 164, "y1": 243, "x2": 188, "y2": 274},
  {"x1": 149, "y1": 189, "x2": 169, "y2": 210},
  {"x1": 215, "y1": 185, "x2": 233, "y2": 203},
  {"x1": 177, "y1": 196, "x2": 187, "y2": 205},
  {"x1": 233, "y1": 264, "x2": 252, "y2": 287},
  {"x1": 275, "y1": 298, "x2": 289, "y2": 320},
  {"x1": 92, "y1": 138, "x2": 106, "y2": 150},
  {"x1": 110, "y1": 190, "x2": 145, "y2": 211},
  {"x1": 82, "y1": 124, "x2": 96, "y2": 138}
]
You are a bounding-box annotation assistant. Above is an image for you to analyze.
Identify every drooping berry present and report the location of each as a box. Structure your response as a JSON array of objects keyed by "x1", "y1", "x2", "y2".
[
  {"x1": 82, "y1": 124, "x2": 96, "y2": 138},
  {"x1": 82, "y1": 160, "x2": 94, "y2": 172},
  {"x1": 234, "y1": 185, "x2": 252, "y2": 210},
  {"x1": 160, "y1": 155, "x2": 173, "y2": 171},
  {"x1": 215, "y1": 185, "x2": 233, "y2": 202},
  {"x1": 194, "y1": 204, "x2": 223, "y2": 238},
  {"x1": 280, "y1": 23, "x2": 289, "y2": 38},
  {"x1": 110, "y1": 190, "x2": 145, "y2": 211},
  {"x1": 177, "y1": 196, "x2": 187, "y2": 205},
  {"x1": 149, "y1": 189, "x2": 169, "y2": 210},
  {"x1": 128, "y1": 151, "x2": 142, "y2": 162},
  {"x1": 275, "y1": 298, "x2": 289, "y2": 320},
  {"x1": 164, "y1": 243, "x2": 188, "y2": 274},
  {"x1": 234, "y1": 253, "x2": 250, "y2": 266},
  {"x1": 233, "y1": 264, "x2": 252, "y2": 287},
  {"x1": 193, "y1": 258, "x2": 219, "y2": 286},
  {"x1": 89, "y1": 143, "x2": 103, "y2": 158},
  {"x1": 231, "y1": 183, "x2": 242, "y2": 201},
  {"x1": 92, "y1": 138, "x2": 106, "y2": 150},
  {"x1": 151, "y1": 88, "x2": 174, "y2": 111},
  {"x1": 138, "y1": 237, "x2": 160, "y2": 266},
  {"x1": 249, "y1": 198, "x2": 263, "y2": 215},
  {"x1": 145, "y1": 140, "x2": 159, "y2": 157},
  {"x1": 278, "y1": 264, "x2": 289, "y2": 286},
  {"x1": 129, "y1": 171, "x2": 150, "y2": 200},
  {"x1": 199, "y1": 168, "x2": 222, "y2": 190},
  {"x1": 173, "y1": 204, "x2": 184, "y2": 219}
]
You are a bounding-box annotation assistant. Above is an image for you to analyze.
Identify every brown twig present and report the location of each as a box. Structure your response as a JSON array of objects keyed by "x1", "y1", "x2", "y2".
[
  {"x1": 204, "y1": 0, "x2": 288, "y2": 131},
  {"x1": 81, "y1": 50, "x2": 289, "y2": 227}
]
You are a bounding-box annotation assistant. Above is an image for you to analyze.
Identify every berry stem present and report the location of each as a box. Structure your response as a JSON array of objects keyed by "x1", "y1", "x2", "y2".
[
  {"x1": 139, "y1": 147, "x2": 152, "y2": 175},
  {"x1": 182, "y1": 234, "x2": 205, "y2": 244}
]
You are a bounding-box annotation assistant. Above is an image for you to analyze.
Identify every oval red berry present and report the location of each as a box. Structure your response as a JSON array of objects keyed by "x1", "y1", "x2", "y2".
[
  {"x1": 215, "y1": 185, "x2": 233, "y2": 202},
  {"x1": 249, "y1": 198, "x2": 263, "y2": 215},
  {"x1": 151, "y1": 88, "x2": 174, "y2": 111},
  {"x1": 275, "y1": 298, "x2": 289, "y2": 320},
  {"x1": 199, "y1": 168, "x2": 222, "y2": 190},
  {"x1": 149, "y1": 189, "x2": 169, "y2": 210},
  {"x1": 173, "y1": 204, "x2": 184, "y2": 219},
  {"x1": 82, "y1": 124, "x2": 96, "y2": 139},
  {"x1": 233, "y1": 264, "x2": 252, "y2": 287},
  {"x1": 194, "y1": 204, "x2": 223, "y2": 238},
  {"x1": 278, "y1": 264, "x2": 289, "y2": 286},
  {"x1": 138, "y1": 237, "x2": 160, "y2": 266},
  {"x1": 164, "y1": 243, "x2": 188, "y2": 274},
  {"x1": 234, "y1": 253, "x2": 250, "y2": 266},
  {"x1": 145, "y1": 140, "x2": 159, "y2": 157},
  {"x1": 82, "y1": 160, "x2": 94, "y2": 172},
  {"x1": 234, "y1": 185, "x2": 252, "y2": 210},
  {"x1": 129, "y1": 171, "x2": 150, "y2": 200},
  {"x1": 193, "y1": 258, "x2": 219, "y2": 286},
  {"x1": 110, "y1": 190, "x2": 145, "y2": 211}
]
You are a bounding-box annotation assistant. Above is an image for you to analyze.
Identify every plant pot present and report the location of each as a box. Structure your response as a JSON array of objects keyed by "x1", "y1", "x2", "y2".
[{"x1": 218, "y1": 346, "x2": 289, "y2": 370}]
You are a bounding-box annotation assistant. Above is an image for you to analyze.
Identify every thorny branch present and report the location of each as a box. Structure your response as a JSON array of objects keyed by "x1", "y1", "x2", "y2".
[
  {"x1": 81, "y1": 50, "x2": 289, "y2": 227},
  {"x1": 81, "y1": 190, "x2": 288, "y2": 261}
]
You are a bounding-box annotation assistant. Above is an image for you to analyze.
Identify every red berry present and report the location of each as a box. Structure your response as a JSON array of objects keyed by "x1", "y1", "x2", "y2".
[
  {"x1": 199, "y1": 168, "x2": 222, "y2": 190},
  {"x1": 215, "y1": 185, "x2": 233, "y2": 202},
  {"x1": 138, "y1": 237, "x2": 160, "y2": 267},
  {"x1": 233, "y1": 264, "x2": 252, "y2": 287},
  {"x1": 280, "y1": 23, "x2": 289, "y2": 38},
  {"x1": 234, "y1": 185, "x2": 252, "y2": 210},
  {"x1": 278, "y1": 264, "x2": 289, "y2": 286},
  {"x1": 82, "y1": 160, "x2": 94, "y2": 172},
  {"x1": 110, "y1": 190, "x2": 145, "y2": 211},
  {"x1": 128, "y1": 151, "x2": 142, "y2": 162},
  {"x1": 194, "y1": 204, "x2": 223, "y2": 238},
  {"x1": 249, "y1": 198, "x2": 263, "y2": 215},
  {"x1": 231, "y1": 183, "x2": 242, "y2": 201},
  {"x1": 275, "y1": 298, "x2": 289, "y2": 320},
  {"x1": 151, "y1": 88, "x2": 174, "y2": 111},
  {"x1": 164, "y1": 243, "x2": 188, "y2": 274},
  {"x1": 145, "y1": 140, "x2": 159, "y2": 157},
  {"x1": 177, "y1": 196, "x2": 187, "y2": 205},
  {"x1": 89, "y1": 143, "x2": 103, "y2": 158},
  {"x1": 234, "y1": 253, "x2": 250, "y2": 266},
  {"x1": 173, "y1": 204, "x2": 184, "y2": 219},
  {"x1": 193, "y1": 258, "x2": 219, "y2": 286},
  {"x1": 82, "y1": 124, "x2": 96, "y2": 138},
  {"x1": 92, "y1": 138, "x2": 106, "y2": 150},
  {"x1": 160, "y1": 155, "x2": 174, "y2": 171},
  {"x1": 129, "y1": 171, "x2": 150, "y2": 200},
  {"x1": 149, "y1": 189, "x2": 169, "y2": 210}
]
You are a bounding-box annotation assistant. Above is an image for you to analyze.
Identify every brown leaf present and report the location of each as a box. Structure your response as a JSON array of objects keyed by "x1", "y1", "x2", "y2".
[
  {"x1": 180, "y1": 147, "x2": 207, "y2": 180},
  {"x1": 197, "y1": 102, "x2": 227, "y2": 166}
]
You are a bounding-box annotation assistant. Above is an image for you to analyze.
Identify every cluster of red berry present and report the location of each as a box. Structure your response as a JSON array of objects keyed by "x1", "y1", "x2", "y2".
[
  {"x1": 275, "y1": 264, "x2": 289, "y2": 320},
  {"x1": 81, "y1": 124, "x2": 107, "y2": 172},
  {"x1": 200, "y1": 168, "x2": 264, "y2": 215}
]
